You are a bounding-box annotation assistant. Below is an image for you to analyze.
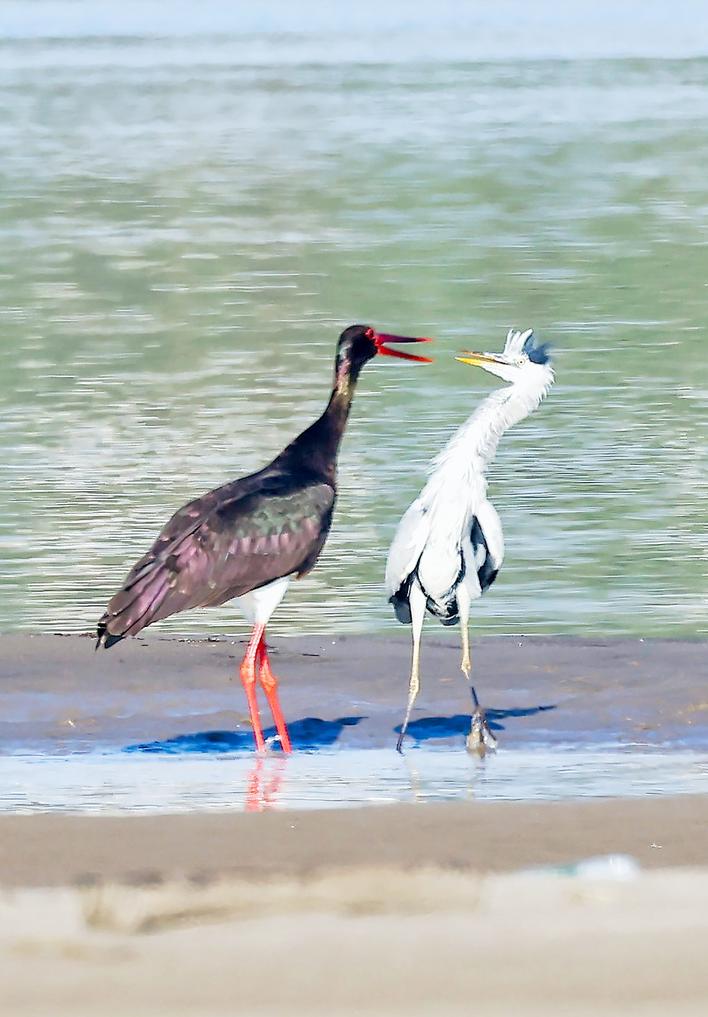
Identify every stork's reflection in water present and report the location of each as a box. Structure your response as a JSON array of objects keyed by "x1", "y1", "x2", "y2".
[{"x1": 245, "y1": 755, "x2": 288, "y2": 812}]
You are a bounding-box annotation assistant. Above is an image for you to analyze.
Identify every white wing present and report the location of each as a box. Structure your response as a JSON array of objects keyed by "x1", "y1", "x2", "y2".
[{"x1": 384, "y1": 497, "x2": 433, "y2": 598}]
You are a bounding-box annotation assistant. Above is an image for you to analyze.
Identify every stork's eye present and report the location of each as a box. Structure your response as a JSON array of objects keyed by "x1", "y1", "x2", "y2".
[{"x1": 365, "y1": 327, "x2": 375, "y2": 340}]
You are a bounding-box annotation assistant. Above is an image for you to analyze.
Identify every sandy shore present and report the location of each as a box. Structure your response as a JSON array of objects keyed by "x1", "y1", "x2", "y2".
[
  {"x1": 3, "y1": 866, "x2": 708, "y2": 1016},
  {"x1": 4, "y1": 799, "x2": 708, "y2": 1015},
  {"x1": 2, "y1": 632, "x2": 707, "y2": 749},
  {"x1": 2, "y1": 794, "x2": 708, "y2": 887},
  {"x1": 2, "y1": 633, "x2": 708, "y2": 1014}
]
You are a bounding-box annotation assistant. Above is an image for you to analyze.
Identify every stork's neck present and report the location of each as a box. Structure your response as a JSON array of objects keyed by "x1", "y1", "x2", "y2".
[
  {"x1": 277, "y1": 362, "x2": 360, "y2": 484},
  {"x1": 429, "y1": 368, "x2": 553, "y2": 489}
]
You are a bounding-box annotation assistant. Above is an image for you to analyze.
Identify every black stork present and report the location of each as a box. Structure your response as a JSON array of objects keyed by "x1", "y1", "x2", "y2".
[{"x1": 96, "y1": 324, "x2": 432, "y2": 753}]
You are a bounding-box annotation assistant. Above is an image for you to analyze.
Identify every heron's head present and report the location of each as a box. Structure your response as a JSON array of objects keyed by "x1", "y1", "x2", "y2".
[
  {"x1": 335, "y1": 324, "x2": 433, "y2": 385},
  {"x1": 456, "y1": 328, "x2": 552, "y2": 384}
]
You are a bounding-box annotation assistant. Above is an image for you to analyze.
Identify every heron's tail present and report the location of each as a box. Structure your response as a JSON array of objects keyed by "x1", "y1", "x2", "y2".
[{"x1": 388, "y1": 583, "x2": 412, "y2": 625}]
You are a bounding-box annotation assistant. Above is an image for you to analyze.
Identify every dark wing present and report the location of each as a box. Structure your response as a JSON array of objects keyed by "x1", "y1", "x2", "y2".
[
  {"x1": 97, "y1": 475, "x2": 334, "y2": 647},
  {"x1": 470, "y1": 500, "x2": 504, "y2": 594}
]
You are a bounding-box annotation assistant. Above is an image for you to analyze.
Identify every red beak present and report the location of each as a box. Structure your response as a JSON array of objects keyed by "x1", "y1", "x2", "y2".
[{"x1": 373, "y1": 332, "x2": 434, "y2": 363}]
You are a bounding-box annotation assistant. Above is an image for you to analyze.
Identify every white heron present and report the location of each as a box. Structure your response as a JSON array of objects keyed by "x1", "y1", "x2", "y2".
[{"x1": 385, "y1": 328, "x2": 554, "y2": 754}]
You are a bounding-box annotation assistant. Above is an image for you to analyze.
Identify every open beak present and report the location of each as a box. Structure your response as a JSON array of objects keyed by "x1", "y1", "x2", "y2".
[
  {"x1": 455, "y1": 351, "x2": 505, "y2": 368},
  {"x1": 374, "y1": 332, "x2": 433, "y2": 363}
]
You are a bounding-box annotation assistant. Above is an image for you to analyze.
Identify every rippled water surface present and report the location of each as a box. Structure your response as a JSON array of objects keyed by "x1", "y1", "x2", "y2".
[
  {"x1": 1, "y1": 2, "x2": 707, "y2": 638},
  {"x1": 4, "y1": 746, "x2": 708, "y2": 814}
]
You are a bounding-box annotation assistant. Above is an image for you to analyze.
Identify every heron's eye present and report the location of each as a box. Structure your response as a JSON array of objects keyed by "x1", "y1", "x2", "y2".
[{"x1": 365, "y1": 327, "x2": 375, "y2": 340}]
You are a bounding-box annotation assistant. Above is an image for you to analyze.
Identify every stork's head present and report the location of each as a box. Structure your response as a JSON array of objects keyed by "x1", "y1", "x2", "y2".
[
  {"x1": 335, "y1": 324, "x2": 433, "y2": 385},
  {"x1": 456, "y1": 328, "x2": 552, "y2": 384}
]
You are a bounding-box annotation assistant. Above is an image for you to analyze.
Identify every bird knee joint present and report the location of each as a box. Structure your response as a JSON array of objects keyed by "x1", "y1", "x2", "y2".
[
  {"x1": 240, "y1": 665, "x2": 257, "y2": 688},
  {"x1": 260, "y1": 671, "x2": 277, "y2": 693}
]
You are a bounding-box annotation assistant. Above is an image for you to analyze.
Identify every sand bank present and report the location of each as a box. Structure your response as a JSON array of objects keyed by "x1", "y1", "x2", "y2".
[
  {"x1": 2, "y1": 634, "x2": 708, "y2": 1014},
  {"x1": 1, "y1": 632, "x2": 707, "y2": 750},
  {"x1": 0, "y1": 794, "x2": 707, "y2": 887}
]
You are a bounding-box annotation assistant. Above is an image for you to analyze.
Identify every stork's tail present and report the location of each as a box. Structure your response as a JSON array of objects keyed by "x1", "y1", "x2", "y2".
[
  {"x1": 96, "y1": 559, "x2": 171, "y2": 649},
  {"x1": 95, "y1": 616, "x2": 124, "y2": 650}
]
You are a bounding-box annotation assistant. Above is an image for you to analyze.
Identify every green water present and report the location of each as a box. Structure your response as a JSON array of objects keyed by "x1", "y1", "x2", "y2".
[{"x1": 1, "y1": 5, "x2": 707, "y2": 638}]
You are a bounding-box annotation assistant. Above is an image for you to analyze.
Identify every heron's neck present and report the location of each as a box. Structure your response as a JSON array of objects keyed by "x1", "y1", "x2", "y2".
[{"x1": 428, "y1": 369, "x2": 553, "y2": 491}]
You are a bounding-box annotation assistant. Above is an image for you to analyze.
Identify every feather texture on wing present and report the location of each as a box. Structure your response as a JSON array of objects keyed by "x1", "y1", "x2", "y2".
[
  {"x1": 97, "y1": 470, "x2": 334, "y2": 646},
  {"x1": 384, "y1": 497, "x2": 433, "y2": 601}
]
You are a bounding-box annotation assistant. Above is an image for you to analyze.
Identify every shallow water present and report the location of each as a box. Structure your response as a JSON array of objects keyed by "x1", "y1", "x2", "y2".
[
  {"x1": 1, "y1": 3, "x2": 707, "y2": 640},
  {"x1": 3, "y1": 746, "x2": 708, "y2": 814}
]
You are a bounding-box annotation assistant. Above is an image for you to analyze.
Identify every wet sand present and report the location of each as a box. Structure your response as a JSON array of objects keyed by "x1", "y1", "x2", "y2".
[
  {"x1": 2, "y1": 633, "x2": 708, "y2": 880},
  {"x1": 2, "y1": 633, "x2": 708, "y2": 1014},
  {"x1": 2, "y1": 632, "x2": 707, "y2": 750}
]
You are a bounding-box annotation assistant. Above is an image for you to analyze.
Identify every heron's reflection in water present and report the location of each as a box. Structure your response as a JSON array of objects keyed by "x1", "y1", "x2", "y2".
[
  {"x1": 244, "y1": 755, "x2": 288, "y2": 812},
  {"x1": 401, "y1": 751, "x2": 483, "y2": 804}
]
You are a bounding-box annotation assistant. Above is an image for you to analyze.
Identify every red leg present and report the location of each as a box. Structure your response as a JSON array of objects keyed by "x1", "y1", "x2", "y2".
[
  {"x1": 256, "y1": 631, "x2": 293, "y2": 753},
  {"x1": 239, "y1": 623, "x2": 266, "y2": 752}
]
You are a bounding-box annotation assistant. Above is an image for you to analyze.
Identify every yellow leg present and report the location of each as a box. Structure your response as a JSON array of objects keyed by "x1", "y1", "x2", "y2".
[
  {"x1": 460, "y1": 614, "x2": 472, "y2": 684},
  {"x1": 396, "y1": 582, "x2": 426, "y2": 753},
  {"x1": 457, "y1": 588, "x2": 496, "y2": 756}
]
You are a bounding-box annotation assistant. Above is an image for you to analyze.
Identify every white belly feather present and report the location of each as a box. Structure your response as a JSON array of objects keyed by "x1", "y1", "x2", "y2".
[{"x1": 236, "y1": 575, "x2": 291, "y2": 625}]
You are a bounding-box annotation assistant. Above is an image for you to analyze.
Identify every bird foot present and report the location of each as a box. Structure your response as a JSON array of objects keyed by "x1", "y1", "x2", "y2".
[{"x1": 466, "y1": 709, "x2": 497, "y2": 758}]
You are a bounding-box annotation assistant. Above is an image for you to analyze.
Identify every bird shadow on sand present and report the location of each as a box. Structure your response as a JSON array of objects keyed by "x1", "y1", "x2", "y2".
[
  {"x1": 125, "y1": 716, "x2": 364, "y2": 754},
  {"x1": 396, "y1": 704, "x2": 557, "y2": 743}
]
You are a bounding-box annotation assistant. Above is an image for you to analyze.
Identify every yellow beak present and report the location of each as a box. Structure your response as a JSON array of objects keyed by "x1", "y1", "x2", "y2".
[{"x1": 454, "y1": 351, "x2": 500, "y2": 368}]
